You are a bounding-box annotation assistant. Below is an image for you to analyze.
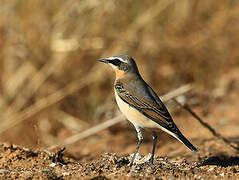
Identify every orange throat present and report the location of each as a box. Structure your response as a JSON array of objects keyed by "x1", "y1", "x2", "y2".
[{"x1": 115, "y1": 69, "x2": 125, "y2": 79}]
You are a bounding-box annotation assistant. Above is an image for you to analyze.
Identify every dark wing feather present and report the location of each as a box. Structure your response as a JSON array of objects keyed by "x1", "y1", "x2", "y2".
[{"x1": 115, "y1": 80, "x2": 181, "y2": 134}]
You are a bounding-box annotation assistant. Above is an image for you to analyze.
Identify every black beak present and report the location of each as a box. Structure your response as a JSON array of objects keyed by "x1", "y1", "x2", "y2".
[{"x1": 98, "y1": 59, "x2": 109, "y2": 63}]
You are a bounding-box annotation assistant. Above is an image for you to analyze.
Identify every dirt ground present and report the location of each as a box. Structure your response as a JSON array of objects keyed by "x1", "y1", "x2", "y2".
[
  {"x1": 0, "y1": 68, "x2": 239, "y2": 179},
  {"x1": 0, "y1": 139, "x2": 239, "y2": 179}
]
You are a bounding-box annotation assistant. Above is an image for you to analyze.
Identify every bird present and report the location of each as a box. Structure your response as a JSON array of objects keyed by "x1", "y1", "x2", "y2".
[{"x1": 98, "y1": 54, "x2": 198, "y2": 166}]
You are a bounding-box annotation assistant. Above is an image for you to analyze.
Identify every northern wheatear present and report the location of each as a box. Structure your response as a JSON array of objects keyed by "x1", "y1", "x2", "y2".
[{"x1": 98, "y1": 54, "x2": 198, "y2": 166}]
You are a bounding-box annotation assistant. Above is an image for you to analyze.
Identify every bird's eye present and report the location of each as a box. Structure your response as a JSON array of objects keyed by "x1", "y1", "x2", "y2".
[{"x1": 110, "y1": 59, "x2": 122, "y2": 66}]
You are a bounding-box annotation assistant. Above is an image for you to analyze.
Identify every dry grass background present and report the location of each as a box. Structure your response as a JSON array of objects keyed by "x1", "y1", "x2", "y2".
[{"x1": 0, "y1": 0, "x2": 239, "y2": 148}]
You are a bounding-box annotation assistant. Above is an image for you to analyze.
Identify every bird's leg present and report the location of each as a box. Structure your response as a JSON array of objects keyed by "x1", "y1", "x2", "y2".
[
  {"x1": 129, "y1": 126, "x2": 143, "y2": 166},
  {"x1": 149, "y1": 131, "x2": 158, "y2": 165}
]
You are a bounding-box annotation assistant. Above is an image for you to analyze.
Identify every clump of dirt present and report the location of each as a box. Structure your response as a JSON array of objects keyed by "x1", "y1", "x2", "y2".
[
  {"x1": 0, "y1": 142, "x2": 239, "y2": 179},
  {"x1": 0, "y1": 143, "x2": 81, "y2": 179}
]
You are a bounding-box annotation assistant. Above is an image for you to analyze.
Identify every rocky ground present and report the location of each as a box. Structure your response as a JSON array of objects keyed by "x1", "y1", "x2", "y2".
[{"x1": 0, "y1": 140, "x2": 239, "y2": 179}]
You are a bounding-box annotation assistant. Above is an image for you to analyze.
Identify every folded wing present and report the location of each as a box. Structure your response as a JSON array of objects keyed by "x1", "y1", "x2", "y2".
[{"x1": 115, "y1": 80, "x2": 181, "y2": 135}]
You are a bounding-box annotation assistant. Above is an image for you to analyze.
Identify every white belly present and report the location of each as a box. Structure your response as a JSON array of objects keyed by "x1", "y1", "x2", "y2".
[{"x1": 114, "y1": 90, "x2": 160, "y2": 129}]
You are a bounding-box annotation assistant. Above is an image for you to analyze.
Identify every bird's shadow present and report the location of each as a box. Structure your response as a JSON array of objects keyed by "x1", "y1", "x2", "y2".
[{"x1": 197, "y1": 155, "x2": 239, "y2": 167}]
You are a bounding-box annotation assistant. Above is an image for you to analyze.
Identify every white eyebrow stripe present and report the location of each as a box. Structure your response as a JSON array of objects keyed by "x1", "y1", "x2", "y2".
[
  {"x1": 117, "y1": 57, "x2": 127, "y2": 63},
  {"x1": 106, "y1": 57, "x2": 115, "y2": 60},
  {"x1": 106, "y1": 56, "x2": 127, "y2": 63}
]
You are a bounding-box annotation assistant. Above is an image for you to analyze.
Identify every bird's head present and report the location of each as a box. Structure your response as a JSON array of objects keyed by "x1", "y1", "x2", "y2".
[{"x1": 98, "y1": 54, "x2": 139, "y2": 78}]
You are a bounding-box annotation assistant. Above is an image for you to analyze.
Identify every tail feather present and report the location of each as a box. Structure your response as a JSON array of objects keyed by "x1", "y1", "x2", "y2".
[
  {"x1": 156, "y1": 122, "x2": 198, "y2": 152},
  {"x1": 176, "y1": 134, "x2": 198, "y2": 152}
]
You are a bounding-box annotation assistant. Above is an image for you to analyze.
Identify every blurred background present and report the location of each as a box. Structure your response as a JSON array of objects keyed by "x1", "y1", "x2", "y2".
[{"x1": 0, "y1": 0, "x2": 239, "y2": 157}]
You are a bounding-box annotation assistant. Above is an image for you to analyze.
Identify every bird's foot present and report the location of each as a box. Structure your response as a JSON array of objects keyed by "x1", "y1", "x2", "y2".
[{"x1": 147, "y1": 158, "x2": 154, "y2": 165}]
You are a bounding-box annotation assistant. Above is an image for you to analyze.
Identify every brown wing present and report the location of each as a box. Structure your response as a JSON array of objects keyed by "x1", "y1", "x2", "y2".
[{"x1": 115, "y1": 80, "x2": 181, "y2": 134}]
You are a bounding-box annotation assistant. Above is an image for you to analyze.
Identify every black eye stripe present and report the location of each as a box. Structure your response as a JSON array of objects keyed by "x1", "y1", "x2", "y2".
[{"x1": 110, "y1": 59, "x2": 122, "y2": 66}]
